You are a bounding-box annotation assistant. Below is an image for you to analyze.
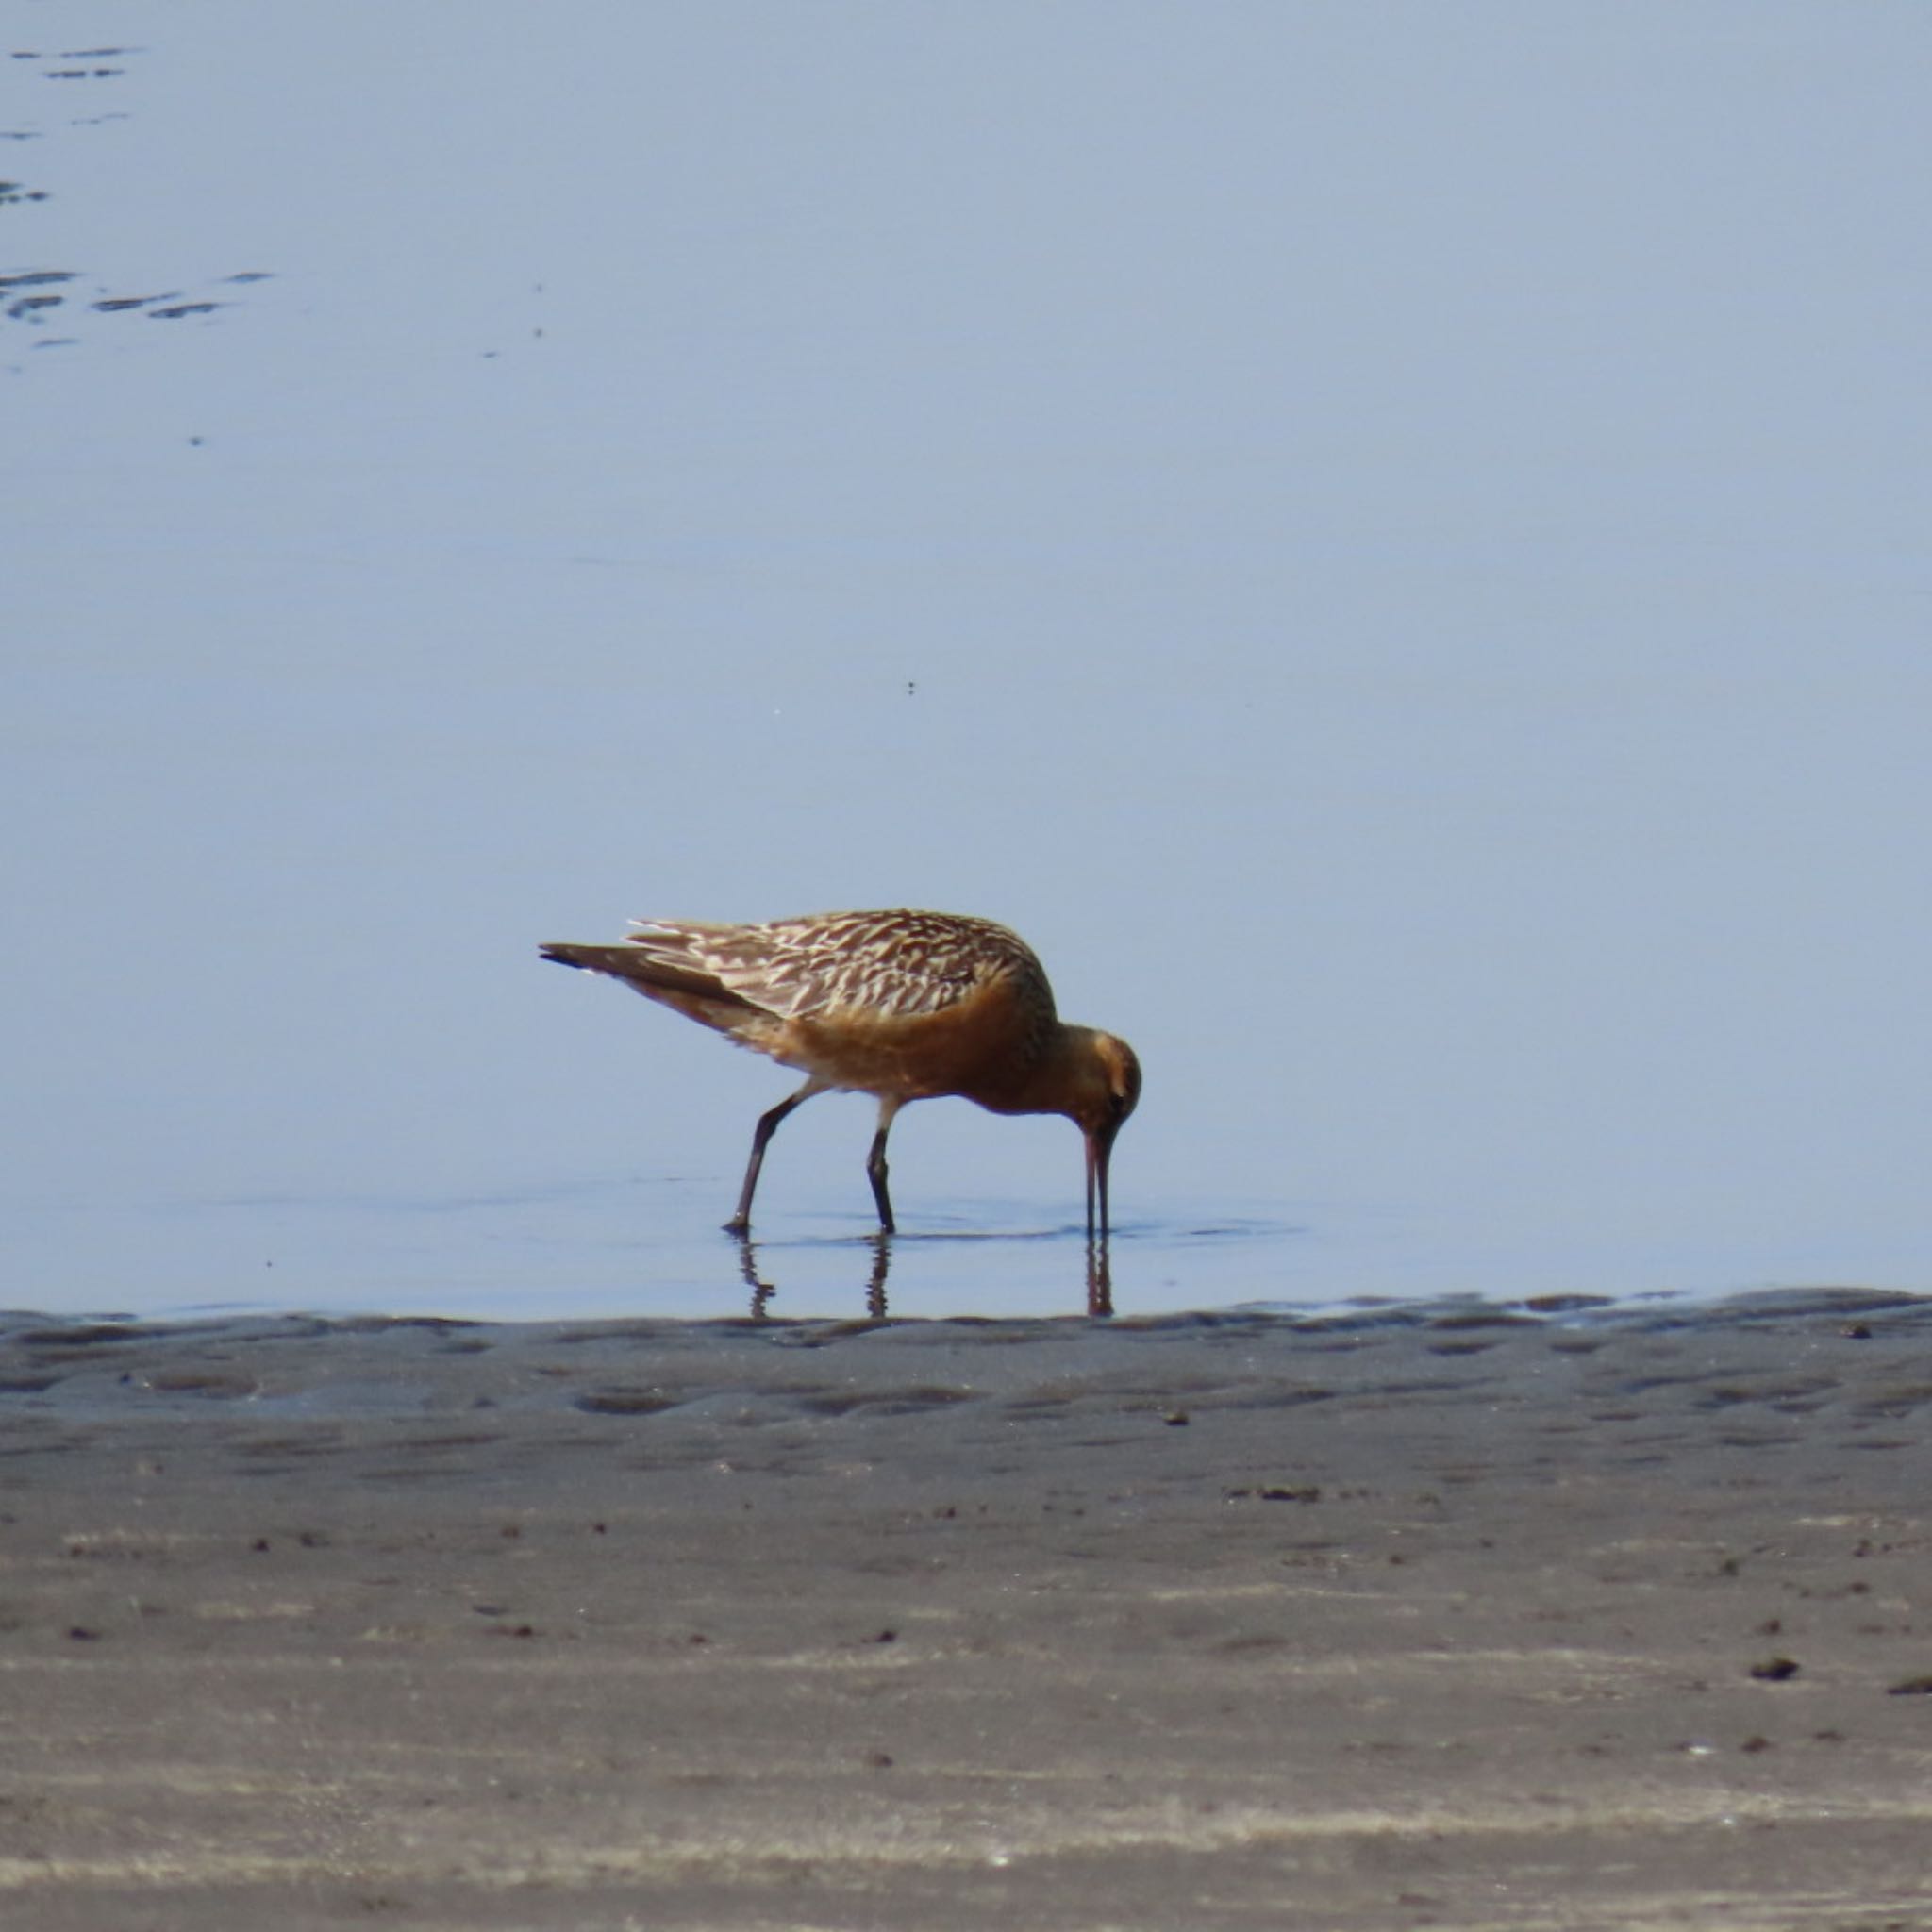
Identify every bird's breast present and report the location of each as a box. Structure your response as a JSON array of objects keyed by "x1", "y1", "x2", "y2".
[{"x1": 766, "y1": 977, "x2": 1045, "y2": 1107}]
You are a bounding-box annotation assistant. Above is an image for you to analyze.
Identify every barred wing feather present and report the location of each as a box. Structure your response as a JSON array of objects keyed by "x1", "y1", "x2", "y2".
[{"x1": 625, "y1": 911, "x2": 1055, "y2": 1024}]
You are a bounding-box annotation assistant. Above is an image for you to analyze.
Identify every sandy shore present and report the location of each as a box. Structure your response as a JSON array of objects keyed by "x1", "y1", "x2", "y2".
[{"x1": 2, "y1": 1292, "x2": 1929, "y2": 1930}]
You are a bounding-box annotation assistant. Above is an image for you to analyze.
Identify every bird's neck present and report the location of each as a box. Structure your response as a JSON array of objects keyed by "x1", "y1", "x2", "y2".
[{"x1": 971, "y1": 1023, "x2": 1103, "y2": 1123}]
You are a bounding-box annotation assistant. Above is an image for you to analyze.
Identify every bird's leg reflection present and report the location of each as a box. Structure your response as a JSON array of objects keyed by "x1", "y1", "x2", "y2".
[
  {"x1": 731, "y1": 1228, "x2": 895, "y2": 1319},
  {"x1": 862, "y1": 1229, "x2": 891, "y2": 1317},
  {"x1": 736, "y1": 1226, "x2": 1103, "y2": 1318},
  {"x1": 735, "y1": 1231, "x2": 777, "y2": 1323},
  {"x1": 1086, "y1": 1233, "x2": 1113, "y2": 1318}
]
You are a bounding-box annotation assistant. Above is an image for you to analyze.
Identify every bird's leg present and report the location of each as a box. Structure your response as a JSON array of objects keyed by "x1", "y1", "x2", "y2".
[
  {"x1": 725, "y1": 1078, "x2": 824, "y2": 1233},
  {"x1": 865, "y1": 1097, "x2": 902, "y2": 1234}
]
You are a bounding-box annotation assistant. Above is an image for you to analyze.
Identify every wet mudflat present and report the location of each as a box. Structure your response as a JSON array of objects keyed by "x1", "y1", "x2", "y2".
[{"x1": 2, "y1": 1292, "x2": 1930, "y2": 1928}]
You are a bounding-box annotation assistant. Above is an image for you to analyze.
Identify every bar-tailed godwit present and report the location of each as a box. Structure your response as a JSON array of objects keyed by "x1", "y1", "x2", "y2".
[{"x1": 541, "y1": 909, "x2": 1140, "y2": 1239}]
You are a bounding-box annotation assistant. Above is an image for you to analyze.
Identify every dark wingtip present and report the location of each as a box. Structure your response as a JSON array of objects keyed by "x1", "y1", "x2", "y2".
[{"x1": 540, "y1": 943, "x2": 586, "y2": 968}]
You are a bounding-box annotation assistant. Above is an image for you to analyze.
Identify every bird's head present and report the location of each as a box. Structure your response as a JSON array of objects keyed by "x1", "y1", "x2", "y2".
[
  {"x1": 1058, "y1": 1028, "x2": 1140, "y2": 1243},
  {"x1": 1091, "y1": 1030, "x2": 1141, "y2": 1139}
]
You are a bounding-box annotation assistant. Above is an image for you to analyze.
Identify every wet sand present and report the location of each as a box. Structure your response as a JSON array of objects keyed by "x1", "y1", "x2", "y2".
[{"x1": 2, "y1": 1292, "x2": 1930, "y2": 1930}]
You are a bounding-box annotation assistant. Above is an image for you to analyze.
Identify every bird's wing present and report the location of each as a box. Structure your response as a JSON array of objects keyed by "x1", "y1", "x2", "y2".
[{"x1": 628, "y1": 911, "x2": 1055, "y2": 1024}]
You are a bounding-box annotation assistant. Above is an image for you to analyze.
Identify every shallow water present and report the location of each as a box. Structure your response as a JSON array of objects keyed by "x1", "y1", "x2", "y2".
[
  {"x1": 7, "y1": 1174, "x2": 1908, "y2": 1326},
  {"x1": 7, "y1": 7, "x2": 1932, "y2": 1322}
]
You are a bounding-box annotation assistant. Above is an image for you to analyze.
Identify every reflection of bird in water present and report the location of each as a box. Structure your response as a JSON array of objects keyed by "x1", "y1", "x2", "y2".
[
  {"x1": 541, "y1": 908, "x2": 1141, "y2": 1241},
  {"x1": 733, "y1": 1227, "x2": 1112, "y2": 1321},
  {"x1": 736, "y1": 1230, "x2": 893, "y2": 1322}
]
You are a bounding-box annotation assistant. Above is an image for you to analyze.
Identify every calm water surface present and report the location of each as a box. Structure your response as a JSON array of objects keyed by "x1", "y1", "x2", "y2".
[{"x1": 7, "y1": 7, "x2": 1931, "y2": 1322}]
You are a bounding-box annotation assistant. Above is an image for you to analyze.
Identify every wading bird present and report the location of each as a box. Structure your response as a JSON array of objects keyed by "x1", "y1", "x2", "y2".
[{"x1": 541, "y1": 909, "x2": 1140, "y2": 1240}]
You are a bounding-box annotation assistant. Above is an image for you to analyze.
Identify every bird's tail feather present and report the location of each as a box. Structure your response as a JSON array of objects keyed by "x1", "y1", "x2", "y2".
[{"x1": 540, "y1": 942, "x2": 756, "y2": 1009}]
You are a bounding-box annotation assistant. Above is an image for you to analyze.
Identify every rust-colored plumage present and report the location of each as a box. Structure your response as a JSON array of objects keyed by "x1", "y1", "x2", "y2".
[{"x1": 541, "y1": 909, "x2": 1141, "y2": 1238}]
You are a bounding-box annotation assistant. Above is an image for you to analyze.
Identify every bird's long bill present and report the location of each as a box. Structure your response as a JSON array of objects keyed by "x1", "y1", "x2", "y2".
[{"x1": 1083, "y1": 1124, "x2": 1116, "y2": 1247}]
